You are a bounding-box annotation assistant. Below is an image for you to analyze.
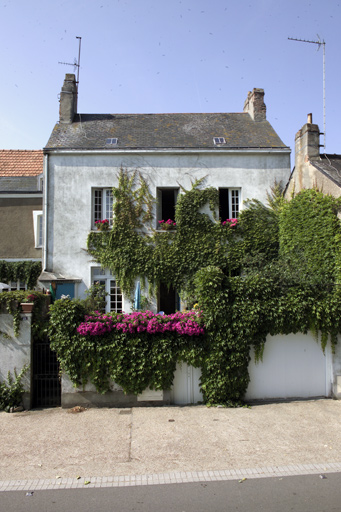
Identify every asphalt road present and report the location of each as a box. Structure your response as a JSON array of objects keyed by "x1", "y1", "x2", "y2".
[{"x1": 1, "y1": 473, "x2": 341, "y2": 512}]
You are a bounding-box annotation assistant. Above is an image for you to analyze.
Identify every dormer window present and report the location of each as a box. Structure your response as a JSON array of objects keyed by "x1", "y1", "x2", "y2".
[
  {"x1": 106, "y1": 138, "x2": 118, "y2": 145},
  {"x1": 213, "y1": 137, "x2": 226, "y2": 145}
]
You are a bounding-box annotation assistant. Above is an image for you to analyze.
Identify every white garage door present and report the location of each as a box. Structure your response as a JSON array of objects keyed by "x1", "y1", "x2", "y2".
[
  {"x1": 245, "y1": 333, "x2": 332, "y2": 400},
  {"x1": 171, "y1": 333, "x2": 333, "y2": 404}
]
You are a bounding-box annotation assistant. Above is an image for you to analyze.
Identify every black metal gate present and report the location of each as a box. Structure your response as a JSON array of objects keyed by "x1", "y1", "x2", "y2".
[{"x1": 33, "y1": 336, "x2": 61, "y2": 407}]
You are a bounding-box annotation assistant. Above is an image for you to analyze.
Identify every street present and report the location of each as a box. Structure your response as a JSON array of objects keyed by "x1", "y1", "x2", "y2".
[{"x1": 1, "y1": 473, "x2": 341, "y2": 512}]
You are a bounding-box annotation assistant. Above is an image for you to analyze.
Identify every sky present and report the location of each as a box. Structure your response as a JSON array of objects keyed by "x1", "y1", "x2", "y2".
[{"x1": 0, "y1": 0, "x2": 340, "y2": 159}]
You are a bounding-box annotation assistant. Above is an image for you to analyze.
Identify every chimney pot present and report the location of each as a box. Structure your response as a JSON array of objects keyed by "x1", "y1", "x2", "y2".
[{"x1": 307, "y1": 113, "x2": 313, "y2": 124}]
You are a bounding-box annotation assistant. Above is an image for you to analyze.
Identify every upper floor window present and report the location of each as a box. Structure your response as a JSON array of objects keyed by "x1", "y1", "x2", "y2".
[
  {"x1": 219, "y1": 188, "x2": 240, "y2": 220},
  {"x1": 33, "y1": 210, "x2": 43, "y2": 248},
  {"x1": 92, "y1": 188, "x2": 113, "y2": 228},
  {"x1": 157, "y1": 187, "x2": 179, "y2": 227}
]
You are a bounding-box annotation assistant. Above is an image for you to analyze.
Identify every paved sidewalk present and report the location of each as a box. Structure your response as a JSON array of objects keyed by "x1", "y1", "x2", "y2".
[{"x1": 1, "y1": 399, "x2": 341, "y2": 491}]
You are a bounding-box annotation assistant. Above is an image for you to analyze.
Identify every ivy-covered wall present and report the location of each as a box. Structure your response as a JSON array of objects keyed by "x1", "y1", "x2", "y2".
[
  {"x1": 47, "y1": 173, "x2": 341, "y2": 406},
  {"x1": 0, "y1": 261, "x2": 42, "y2": 290}
]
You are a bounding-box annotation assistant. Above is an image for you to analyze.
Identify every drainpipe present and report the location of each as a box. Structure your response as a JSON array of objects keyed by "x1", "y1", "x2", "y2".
[{"x1": 43, "y1": 153, "x2": 49, "y2": 270}]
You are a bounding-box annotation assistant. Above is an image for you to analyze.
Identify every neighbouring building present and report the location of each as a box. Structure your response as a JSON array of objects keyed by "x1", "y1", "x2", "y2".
[
  {"x1": 285, "y1": 113, "x2": 341, "y2": 198},
  {"x1": 0, "y1": 150, "x2": 43, "y2": 290}
]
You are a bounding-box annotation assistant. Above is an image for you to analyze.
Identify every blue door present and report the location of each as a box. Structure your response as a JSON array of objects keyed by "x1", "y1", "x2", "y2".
[{"x1": 55, "y1": 283, "x2": 75, "y2": 300}]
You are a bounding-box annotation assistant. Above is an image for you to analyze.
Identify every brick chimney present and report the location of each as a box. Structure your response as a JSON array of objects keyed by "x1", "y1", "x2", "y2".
[
  {"x1": 243, "y1": 88, "x2": 266, "y2": 121},
  {"x1": 295, "y1": 113, "x2": 320, "y2": 169},
  {"x1": 59, "y1": 74, "x2": 77, "y2": 124}
]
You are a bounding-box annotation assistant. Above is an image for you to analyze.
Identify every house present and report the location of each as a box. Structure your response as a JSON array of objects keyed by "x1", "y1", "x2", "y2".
[
  {"x1": 41, "y1": 73, "x2": 291, "y2": 310},
  {"x1": 285, "y1": 113, "x2": 341, "y2": 198},
  {"x1": 0, "y1": 150, "x2": 43, "y2": 290},
  {"x1": 37, "y1": 74, "x2": 295, "y2": 407}
]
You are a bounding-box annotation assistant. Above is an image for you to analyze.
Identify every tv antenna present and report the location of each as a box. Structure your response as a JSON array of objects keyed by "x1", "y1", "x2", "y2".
[
  {"x1": 59, "y1": 36, "x2": 82, "y2": 85},
  {"x1": 288, "y1": 36, "x2": 326, "y2": 151}
]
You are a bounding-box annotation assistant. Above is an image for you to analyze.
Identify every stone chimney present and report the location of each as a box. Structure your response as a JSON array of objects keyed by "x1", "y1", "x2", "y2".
[
  {"x1": 295, "y1": 113, "x2": 320, "y2": 169},
  {"x1": 243, "y1": 88, "x2": 266, "y2": 121},
  {"x1": 59, "y1": 74, "x2": 77, "y2": 124}
]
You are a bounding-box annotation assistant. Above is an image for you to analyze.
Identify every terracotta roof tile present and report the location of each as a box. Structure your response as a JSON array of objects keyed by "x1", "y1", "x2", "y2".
[{"x1": 0, "y1": 150, "x2": 43, "y2": 177}]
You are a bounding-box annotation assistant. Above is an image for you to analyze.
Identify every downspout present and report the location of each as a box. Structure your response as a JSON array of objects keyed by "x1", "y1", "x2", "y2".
[{"x1": 43, "y1": 153, "x2": 49, "y2": 271}]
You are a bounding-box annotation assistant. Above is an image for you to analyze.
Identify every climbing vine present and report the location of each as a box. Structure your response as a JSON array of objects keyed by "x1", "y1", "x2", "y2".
[
  {"x1": 48, "y1": 299, "x2": 206, "y2": 395},
  {"x1": 0, "y1": 261, "x2": 41, "y2": 289},
  {"x1": 49, "y1": 171, "x2": 341, "y2": 405},
  {"x1": 0, "y1": 291, "x2": 49, "y2": 337}
]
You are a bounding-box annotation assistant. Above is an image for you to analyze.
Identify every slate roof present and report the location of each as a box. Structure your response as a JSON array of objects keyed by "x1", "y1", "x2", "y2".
[
  {"x1": 310, "y1": 154, "x2": 341, "y2": 188},
  {"x1": 45, "y1": 113, "x2": 288, "y2": 150},
  {"x1": 0, "y1": 150, "x2": 43, "y2": 177}
]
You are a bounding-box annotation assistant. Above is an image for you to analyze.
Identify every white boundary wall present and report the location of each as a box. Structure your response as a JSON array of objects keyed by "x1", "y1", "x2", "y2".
[
  {"x1": 172, "y1": 332, "x2": 335, "y2": 405},
  {"x1": 245, "y1": 333, "x2": 333, "y2": 400},
  {"x1": 0, "y1": 312, "x2": 32, "y2": 409}
]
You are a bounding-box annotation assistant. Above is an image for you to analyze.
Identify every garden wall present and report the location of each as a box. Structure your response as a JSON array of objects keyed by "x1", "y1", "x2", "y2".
[
  {"x1": 172, "y1": 333, "x2": 339, "y2": 404},
  {"x1": 0, "y1": 311, "x2": 32, "y2": 409},
  {"x1": 61, "y1": 374, "x2": 171, "y2": 408},
  {"x1": 245, "y1": 333, "x2": 333, "y2": 401}
]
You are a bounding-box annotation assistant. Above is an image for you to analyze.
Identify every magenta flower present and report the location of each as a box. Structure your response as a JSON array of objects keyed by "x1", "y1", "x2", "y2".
[{"x1": 77, "y1": 310, "x2": 204, "y2": 337}]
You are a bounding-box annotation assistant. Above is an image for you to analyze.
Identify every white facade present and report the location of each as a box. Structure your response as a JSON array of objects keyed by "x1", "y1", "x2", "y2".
[{"x1": 43, "y1": 148, "x2": 290, "y2": 308}]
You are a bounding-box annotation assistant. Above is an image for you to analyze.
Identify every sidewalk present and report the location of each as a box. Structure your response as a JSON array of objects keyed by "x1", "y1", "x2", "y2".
[{"x1": 1, "y1": 399, "x2": 341, "y2": 491}]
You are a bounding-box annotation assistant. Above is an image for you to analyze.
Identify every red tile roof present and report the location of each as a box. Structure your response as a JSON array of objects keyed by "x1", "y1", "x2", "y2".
[{"x1": 0, "y1": 150, "x2": 43, "y2": 177}]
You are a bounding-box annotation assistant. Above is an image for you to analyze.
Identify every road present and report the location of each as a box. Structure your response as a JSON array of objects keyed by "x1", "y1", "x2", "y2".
[{"x1": 1, "y1": 473, "x2": 340, "y2": 512}]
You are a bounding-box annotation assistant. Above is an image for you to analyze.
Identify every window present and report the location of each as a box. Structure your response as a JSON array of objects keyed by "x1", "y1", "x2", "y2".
[
  {"x1": 213, "y1": 137, "x2": 226, "y2": 145},
  {"x1": 159, "y1": 282, "x2": 180, "y2": 314},
  {"x1": 106, "y1": 138, "x2": 118, "y2": 145},
  {"x1": 219, "y1": 188, "x2": 240, "y2": 220},
  {"x1": 37, "y1": 174, "x2": 43, "y2": 192},
  {"x1": 8, "y1": 280, "x2": 27, "y2": 291},
  {"x1": 33, "y1": 210, "x2": 43, "y2": 248},
  {"x1": 92, "y1": 188, "x2": 113, "y2": 228},
  {"x1": 157, "y1": 188, "x2": 179, "y2": 226},
  {"x1": 91, "y1": 267, "x2": 123, "y2": 313}
]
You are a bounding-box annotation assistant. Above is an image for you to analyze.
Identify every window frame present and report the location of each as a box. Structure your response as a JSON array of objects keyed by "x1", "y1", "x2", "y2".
[
  {"x1": 156, "y1": 187, "x2": 179, "y2": 228},
  {"x1": 91, "y1": 267, "x2": 123, "y2": 313},
  {"x1": 8, "y1": 280, "x2": 27, "y2": 291},
  {"x1": 33, "y1": 210, "x2": 43, "y2": 248},
  {"x1": 218, "y1": 188, "x2": 241, "y2": 220},
  {"x1": 213, "y1": 137, "x2": 226, "y2": 145},
  {"x1": 92, "y1": 188, "x2": 114, "y2": 229}
]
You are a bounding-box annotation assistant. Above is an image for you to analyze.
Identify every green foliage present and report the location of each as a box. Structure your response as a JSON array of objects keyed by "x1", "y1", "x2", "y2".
[
  {"x1": 87, "y1": 171, "x2": 239, "y2": 300},
  {"x1": 0, "y1": 365, "x2": 29, "y2": 412},
  {"x1": 84, "y1": 282, "x2": 108, "y2": 312},
  {"x1": 0, "y1": 261, "x2": 41, "y2": 289},
  {"x1": 48, "y1": 298, "x2": 89, "y2": 387},
  {"x1": 279, "y1": 189, "x2": 341, "y2": 283},
  {"x1": 66, "y1": 179, "x2": 341, "y2": 406},
  {"x1": 0, "y1": 290, "x2": 48, "y2": 337},
  {"x1": 48, "y1": 299, "x2": 206, "y2": 394}
]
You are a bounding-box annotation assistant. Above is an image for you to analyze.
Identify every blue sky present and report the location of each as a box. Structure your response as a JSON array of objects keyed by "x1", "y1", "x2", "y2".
[{"x1": 0, "y1": 0, "x2": 340, "y2": 158}]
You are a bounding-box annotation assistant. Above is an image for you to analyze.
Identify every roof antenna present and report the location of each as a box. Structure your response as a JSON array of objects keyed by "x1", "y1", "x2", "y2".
[
  {"x1": 288, "y1": 36, "x2": 326, "y2": 152},
  {"x1": 59, "y1": 36, "x2": 82, "y2": 86}
]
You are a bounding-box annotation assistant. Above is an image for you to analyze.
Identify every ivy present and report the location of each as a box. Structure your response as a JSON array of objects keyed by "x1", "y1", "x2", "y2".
[
  {"x1": 0, "y1": 291, "x2": 49, "y2": 337},
  {"x1": 48, "y1": 299, "x2": 206, "y2": 395},
  {"x1": 50, "y1": 178, "x2": 341, "y2": 406},
  {"x1": 0, "y1": 261, "x2": 42, "y2": 289},
  {"x1": 0, "y1": 365, "x2": 29, "y2": 412}
]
